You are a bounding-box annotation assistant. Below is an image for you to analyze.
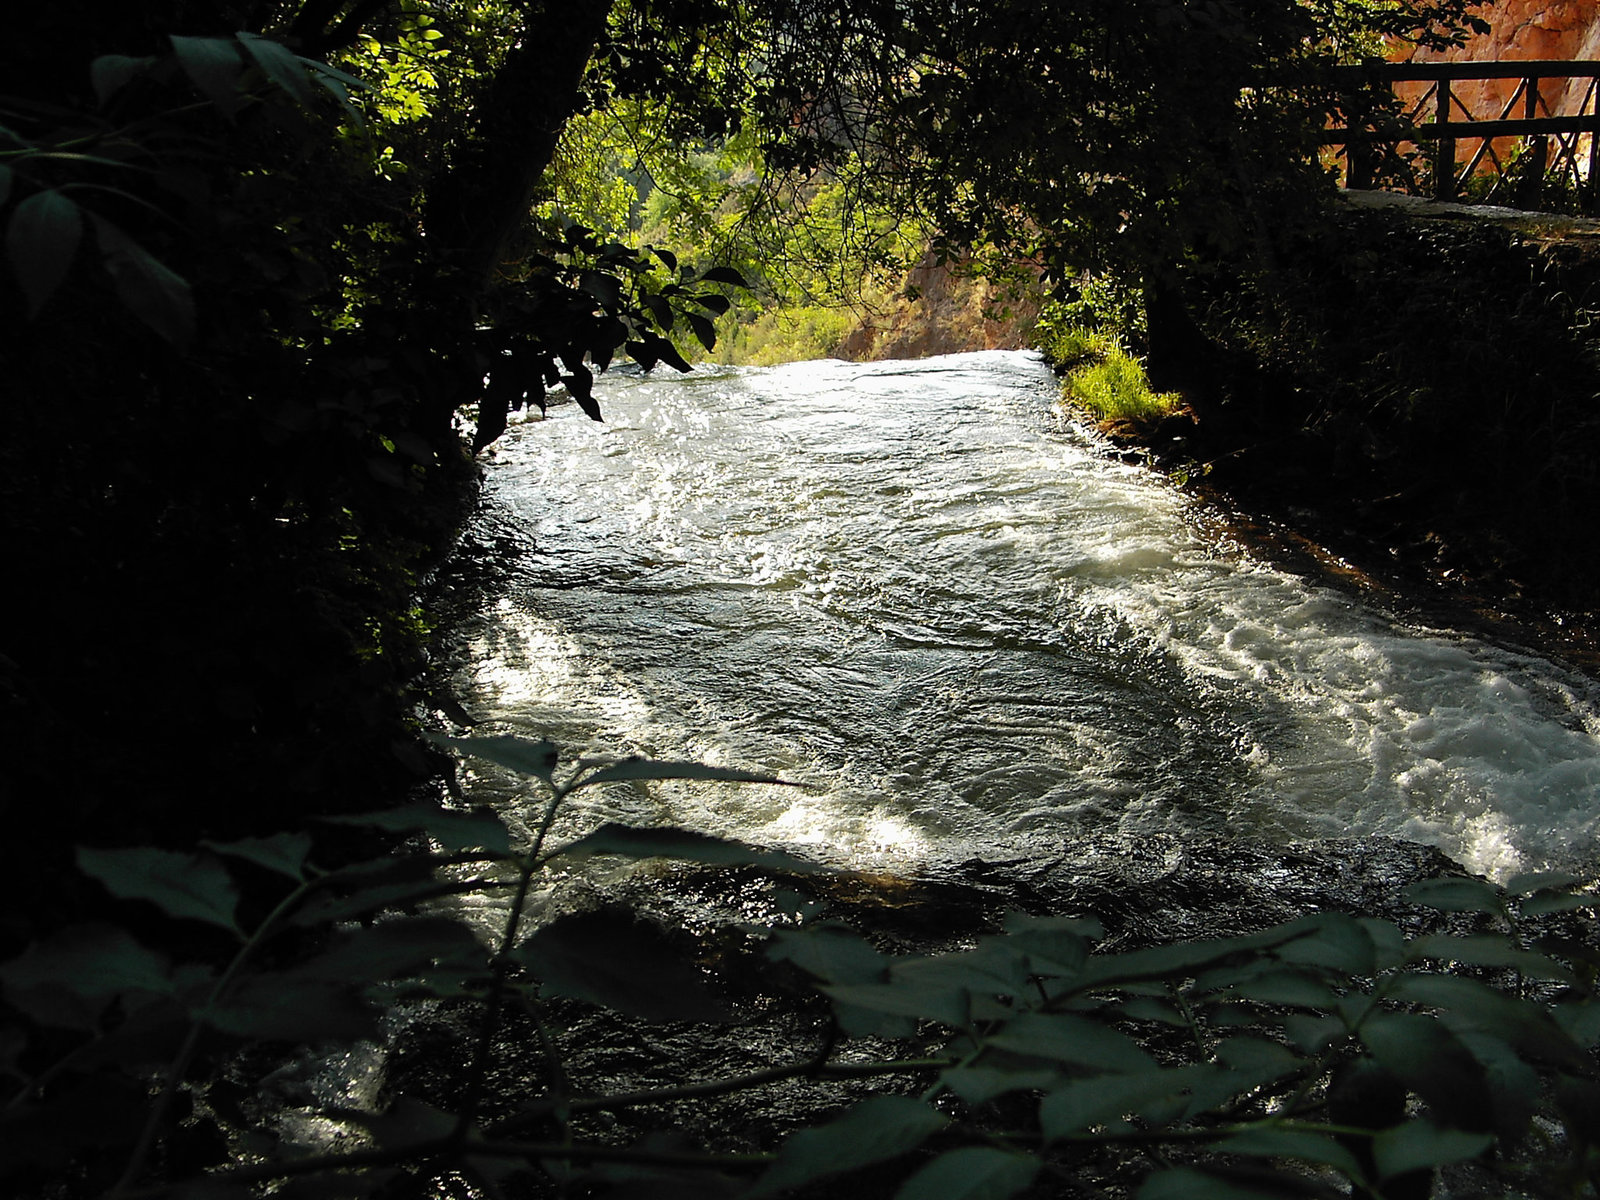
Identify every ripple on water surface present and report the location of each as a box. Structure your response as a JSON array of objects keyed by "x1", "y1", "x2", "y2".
[{"x1": 451, "y1": 352, "x2": 1600, "y2": 881}]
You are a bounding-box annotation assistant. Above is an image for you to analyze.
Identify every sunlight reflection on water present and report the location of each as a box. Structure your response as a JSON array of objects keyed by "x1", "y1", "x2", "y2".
[{"x1": 446, "y1": 351, "x2": 1600, "y2": 881}]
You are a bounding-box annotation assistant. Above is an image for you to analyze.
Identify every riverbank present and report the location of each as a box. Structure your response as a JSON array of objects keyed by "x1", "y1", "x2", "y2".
[
  {"x1": 1091, "y1": 413, "x2": 1600, "y2": 680},
  {"x1": 14, "y1": 349, "x2": 1598, "y2": 1199},
  {"x1": 1087, "y1": 191, "x2": 1600, "y2": 678}
]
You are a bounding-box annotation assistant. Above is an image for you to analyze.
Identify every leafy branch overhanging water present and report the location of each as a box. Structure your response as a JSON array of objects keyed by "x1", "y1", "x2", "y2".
[{"x1": 5, "y1": 734, "x2": 1600, "y2": 1198}]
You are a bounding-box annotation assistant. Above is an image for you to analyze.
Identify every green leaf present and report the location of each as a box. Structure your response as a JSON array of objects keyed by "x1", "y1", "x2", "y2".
[
  {"x1": 579, "y1": 269, "x2": 623, "y2": 309},
  {"x1": 552, "y1": 823, "x2": 826, "y2": 874},
  {"x1": 752, "y1": 1096, "x2": 945, "y2": 1197},
  {"x1": 1178, "y1": 1063, "x2": 1280, "y2": 1120},
  {"x1": 574, "y1": 756, "x2": 791, "y2": 789},
  {"x1": 686, "y1": 311, "x2": 717, "y2": 351},
  {"x1": 7, "y1": 189, "x2": 82, "y2": 315},
  {"x1": 1218, "y1": 1127, "x2": 1365, "y2": 1181},
  {"x1": 1000, "y1": 912, "x2": 1099, "y2": 975},
  {"x1": 1407, "y1": 933, "x2": 1575, "y2": 982},
  {"x1": 204, "y1": 978, "x2": 376, "y2": 1042},
  {"x1": 514, "y1": 911, "x2": 727, "y2": 1023},
  {"x1": 767, "y1": 923, "x2": 888, "y2": 983},
  {"x1": 1384, "y1": 973, "x2": 1586, "y2": 1068},
  {"x1": 1039, "y1": 1066, "x2": 1206, "y2": 1139},
  {"x1": 1505, "y1": 870, "x2": 1583, "y2": 896},
  {"x1": 171, "y1": 35, "x2": 246, "y2": 115},
  {"x1": 1074, "y1": 921, "x2": 1306, "y2": 989},
  {"x1": 566, "y1": 364, "x2": 603, "y2": 420},
  {"x1": 237, "y1": 32, "x2": 317, "y2": 108},
  {"x1": 306, "y1": 59, "x2": 372, "y2": 95},
  {"x1": 291, "y1": 883, "x2": 473, "y2": 928},
  {"x1": 896, "y1": 942, "x2": 1031, "y2": 1004},
  {"x1": 202, "y1": 832, "x2": 314, "y2": 881},
  {"x1": 697, "y1": 266, "x2": 747, "y2": 287},
  {"x1": 627, "y1": 338, "x2": 658, "y2": 370},
  {"x1": 1371, "y1": 1121, "x2": 1492, "y2": 1181},
  {"x1": 1139, "y1": 1166, "x2": 1328, "y2": 1199},
  {"x1": 1357, "y1": 1012, "x2": 1490, "y2": 1128},
  {"x1": 1272, "y1": 913, "x2": 1375, "y2": 976},
  {"x1": 1279, "y1": 1012, "x2": 1343, "y2": 1053},
  {"x1": 1117, "y1": 995, "x2": 1189, "y2": 1026},
  {"x1": 1213, "y1": 1036, "x2": 1304, "y2": 1079},
  {"x1": 1455, "y1": 1029, "x2": 1541, "y2": 1138},
  {"x1": 1403, "y1": 876, "x2": 1503, "y2": 915},
  {"x1": 987, "y1": 1011, "x2": 1154, "y2": 1072},
  {"x1": 823, "y1": 977, "x2": 970, "y2": 1030},
  {"x1": 1210, "y1": 968, "x2": 1341, "y2": 1009},
  {"x1": 1358, "y1": 918, "x2": 1408, "y2": 969},
  {"x1": 291, "y1": 918, "x2": 482, "y2": 986},
  {"x1": 642, "y1": 292, "x2": 674, "y2": 330},
  {"x1": 1519, "y1": 890, "x2": 1600, "y2": 916},
  {"x1": 288, "y1": 863, "x2": 471, "y2": 927},
  {"x1": 90, "y1": 54, "x2": 152, "y2": 105},
  {"x1": 429, "y1": 732, "x2": 558, "y2": 785},
  {"x1": 304, "y1": 61, "x2": 373, "y2": 126},
  {"x1": 943, "y1": 1064, "x2": 1062, "y2": 1105},
  {"x1": 321, "y1": 802, "x2": 512, "y2": 853},
  {"x1": 0, "y1": 924, "x2": 171, "y2": 1020},
  {"x1": 91, "y1": 216, "x2": 194, "y2": 345},
  {"x1": 829, "y1": 954, "x2": 995, "y2": 1033},
  {"x1": 77, "y1": 846, "x2": 240, "y2": 934},
  {"x1": 895, "y1": 1147, "x2": 1038, "y2": 1200},
  {"x1": 1552, "y1": 999, "x2": 1600, "y2": 1047},
  {"x1": 657, "y1": 339, "x2": 694, "y2": 373}
]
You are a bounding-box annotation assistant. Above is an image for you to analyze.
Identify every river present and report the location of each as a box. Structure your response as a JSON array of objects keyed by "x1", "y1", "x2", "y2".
[{"x1": 440, "y1": 350, "x2": 1600, "y2": 884}]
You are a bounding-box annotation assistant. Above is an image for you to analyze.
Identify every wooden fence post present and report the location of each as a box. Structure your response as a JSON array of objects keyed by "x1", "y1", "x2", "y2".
[
  {"x1": 1588, "y1": 76, "x2": 1600, "y2": 214},
  {"x1": 1517, "y1": 75, "x2": 1548, "y2": 209},
  {"x1": 1435, "y1": 79, "x2": 1457, "y2": 200}
]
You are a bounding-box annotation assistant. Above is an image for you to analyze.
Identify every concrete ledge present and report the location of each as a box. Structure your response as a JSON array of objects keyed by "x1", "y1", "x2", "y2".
[{"x1": 1339, "y1": 187, "x2": 1600, "y2": 242}]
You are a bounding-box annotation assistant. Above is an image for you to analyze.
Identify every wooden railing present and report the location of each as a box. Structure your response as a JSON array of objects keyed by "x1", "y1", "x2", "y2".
[{"x1": 1324, "y1": 60, "x2": 1600, "y2": 212}]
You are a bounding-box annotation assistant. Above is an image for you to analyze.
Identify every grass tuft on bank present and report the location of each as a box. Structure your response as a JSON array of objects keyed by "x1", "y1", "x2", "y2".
[{"x1": 1037, "y1": 321, "x2": 1184, "y2": 425}]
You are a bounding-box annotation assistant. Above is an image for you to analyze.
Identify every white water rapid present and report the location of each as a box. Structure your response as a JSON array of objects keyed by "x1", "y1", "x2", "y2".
[{"x1": 443, "y1": 350, "x2": 1600, "y2": 882}]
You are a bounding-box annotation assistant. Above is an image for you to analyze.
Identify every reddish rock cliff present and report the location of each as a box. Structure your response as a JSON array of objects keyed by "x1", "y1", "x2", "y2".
[{"x1": 1400, "y1": 2, "x2": 1600, "y2": 120}]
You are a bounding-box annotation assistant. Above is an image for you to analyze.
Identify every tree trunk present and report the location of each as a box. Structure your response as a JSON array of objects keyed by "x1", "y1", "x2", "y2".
[
  {"x1": 425, "y1": 0, "x2": 615, "y2": 290},
  {"x1": 1144, "y1": 272, "x2": 1218, "y2": 410},
  {"x1": 409, "y1": 0, "x2": 614, "y2": 443}
]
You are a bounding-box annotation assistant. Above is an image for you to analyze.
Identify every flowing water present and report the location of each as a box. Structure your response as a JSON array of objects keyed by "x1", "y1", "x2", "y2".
[{"x1": 442, "y1": 350, "x2": 1600, "y2": 883}]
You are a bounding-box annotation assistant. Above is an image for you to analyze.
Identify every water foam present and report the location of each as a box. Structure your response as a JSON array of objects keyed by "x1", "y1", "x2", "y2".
[{"x1": 452, "y1": 352, "x2": 1600, "y2": 880}]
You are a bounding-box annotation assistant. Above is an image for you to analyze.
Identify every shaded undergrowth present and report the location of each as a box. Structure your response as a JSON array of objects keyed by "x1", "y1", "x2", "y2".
[{"x1": 4, "y1": 734, "x2": 1600, "y2": 1200}]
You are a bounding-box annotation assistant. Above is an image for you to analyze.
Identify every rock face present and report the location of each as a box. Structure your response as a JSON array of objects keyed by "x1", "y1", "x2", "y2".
[
  {"x1": 835, "y1": 257, "x2": 1040, "y2": 361},
  {"x1": 1459, "y1": 1, "x2": 1600, "y2": 61},
  {"x1": 1400, "y1": 2, "x2": 1600, "y2": 126}
]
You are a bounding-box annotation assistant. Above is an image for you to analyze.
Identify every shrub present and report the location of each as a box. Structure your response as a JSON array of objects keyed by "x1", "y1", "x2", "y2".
[{"x1": 3, "y1": 734, "x2": 1598, "y2": 1199}]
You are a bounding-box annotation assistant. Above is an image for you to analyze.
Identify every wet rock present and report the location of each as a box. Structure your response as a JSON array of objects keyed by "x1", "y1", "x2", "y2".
[{"x1": 375, "y1": 831, "x2": 1495, "y2": 1192}]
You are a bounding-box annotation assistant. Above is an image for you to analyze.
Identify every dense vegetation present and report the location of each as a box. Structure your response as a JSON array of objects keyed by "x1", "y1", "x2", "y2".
[
  {"x1": 12, "y1": 1, "x2": 1600, "y2": 1198},
  {"x1": 8, "y1": 734, "x2": 1600, "y2": 1199},
  {"x1": 1098, "y1": 204, "x2": 1600, "y2": 627},
  {"x1": 0, "y1": 0, "x2": 747, "y2": 946}
]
